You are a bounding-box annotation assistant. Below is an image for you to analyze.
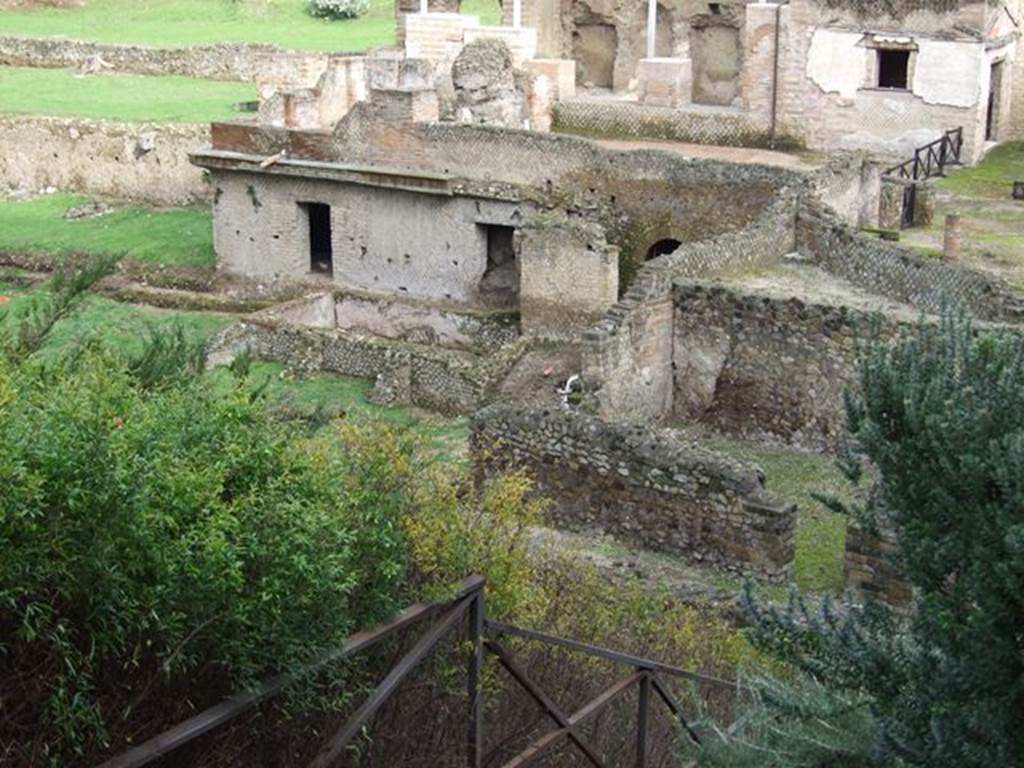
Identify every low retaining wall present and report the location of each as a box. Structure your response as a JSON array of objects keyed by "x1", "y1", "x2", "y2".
[
  {"x1": 798, "y1": 205, "x2": 1024, "y2": 323},
  {"x1": 472, "y1": 405, "x2": 796, "y2": 581},
  {"x1": 0, "y1": 35, "x2": 330, "y2": 82},
  {"x1": 0, "y1": 116, "x2": 209, "y2": 206},
  {"x1": 582, "y1": 194, "x2": 798, "y2": 422},
  {"x1": 207, "y1": 296, "x2": 525, "y2": 415},
  {"x1": 552, "y1": 99, "x2": 778, "y2": 149}
]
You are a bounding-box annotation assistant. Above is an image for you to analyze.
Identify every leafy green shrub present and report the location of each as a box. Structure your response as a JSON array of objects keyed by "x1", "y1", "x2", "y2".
[
  {"x1": 308, "y1": 0, "x2": 369, "y2": 20},
  {"x1": 0, "y1": 345, "x2": 409, "y2": 762}
]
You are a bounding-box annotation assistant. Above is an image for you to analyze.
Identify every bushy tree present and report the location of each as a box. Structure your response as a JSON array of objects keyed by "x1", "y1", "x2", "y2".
[
  {"x1": 702, "y1": 313, "x2": 1024, "y2": 768},
  {"x1": 308, "y1": 0, "x2": 369, "y2": 20},
  {"x1": 0, "y1": 263, "x2": 409, "y2": 762}
]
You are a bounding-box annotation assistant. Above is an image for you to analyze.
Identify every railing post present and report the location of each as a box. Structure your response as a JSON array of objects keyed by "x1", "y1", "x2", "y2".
[
  {"x1": 636, "y1": 671, "x2": 650, "y2": 768},
  {"x1": 468, "y1": 587, "x2": 485, "y2": 768}
]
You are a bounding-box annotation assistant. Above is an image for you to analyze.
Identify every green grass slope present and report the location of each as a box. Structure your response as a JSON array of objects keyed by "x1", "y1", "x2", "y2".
[
  {"x1": 0, "y1": 66, "x2": 254, "y2": 122},
  {"x1": 0, "y1": 0, "x2": 501, "y2": 51},
  {"x1": 0, "y1": 194, "x2": 215, "y2": 268}
]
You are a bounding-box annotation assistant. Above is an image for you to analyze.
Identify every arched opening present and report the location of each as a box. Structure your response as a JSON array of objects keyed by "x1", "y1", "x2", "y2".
[{"x1": 646, "y1": 238, "x2": 682, "y2": 260}]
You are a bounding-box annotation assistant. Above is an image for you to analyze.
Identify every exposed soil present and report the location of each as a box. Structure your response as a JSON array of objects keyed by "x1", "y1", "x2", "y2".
[{"x1": 494, "y1": 342, "x2": 582, "y2": 405}]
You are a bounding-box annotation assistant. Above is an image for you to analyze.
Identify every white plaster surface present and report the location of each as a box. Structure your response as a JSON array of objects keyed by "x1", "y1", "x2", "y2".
[
  {"x1": 913, "y1": 41, "x2": 984, "y2": 108},
  {"x1": 806, "y1": 29, "x2": 866, "y2": 99}
]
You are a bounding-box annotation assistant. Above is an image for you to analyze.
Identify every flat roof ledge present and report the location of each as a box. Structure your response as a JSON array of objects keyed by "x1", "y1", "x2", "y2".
[{"x1": 189, "y1": 150, "x2": 455, "y2": 196}]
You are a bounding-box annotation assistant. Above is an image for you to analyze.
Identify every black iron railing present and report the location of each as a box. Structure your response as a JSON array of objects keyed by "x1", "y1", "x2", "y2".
[
  {"x1": 885, "y1": 127, "x2": 964, "y2": 181},
  {"x1": 95, "y1": 576, "x2": 737, "y2": 768}
]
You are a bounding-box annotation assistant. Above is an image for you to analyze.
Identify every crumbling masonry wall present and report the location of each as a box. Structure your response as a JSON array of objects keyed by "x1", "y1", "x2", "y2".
[
  {"x1": 582, "y1": 193, "x2": 798, "y2": 423},
  {"x1": 671, "y1": 282, "x2": 903, "y2": 452},
  {"x1": 797, "y1": 205, "x2": 1024, "y2": 323},
  {"x1": 0, "y1": 117, "x2": 209, "y2": 206},
  {"x1": 472, "y1": 404, "x2": 796, "y2": 581},
  {"x1": 0, "y1": 36, "x2": 329, "y2": 82}
]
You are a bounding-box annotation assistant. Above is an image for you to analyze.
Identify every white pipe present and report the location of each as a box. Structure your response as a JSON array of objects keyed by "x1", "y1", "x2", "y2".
[
  {"x1": 646, "y1": 0, "x2": 657, "y2": 59},
  {"x1": 513, "y1": 0, "x2": 522, "y2": 28},
  {"x1": 419, "y1": 0, "x2": 427, "y2": 13}
]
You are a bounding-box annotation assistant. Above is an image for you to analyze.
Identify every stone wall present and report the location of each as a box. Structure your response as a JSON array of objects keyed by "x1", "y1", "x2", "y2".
[
  {"x1": 798, "y1": 204, "x2": 1024, "y2": 323},
  {"x1": 207, "y1": 308, "x2": 517, "y2": 416},
  {"x1": 0, "y1": 117, "x2": 209, "y2": 206},
  {"x1": 0, "y1": 35, "x2": 330, "y2": 82},
  {"x1": 671, "y1": 282, "x2": 902, "y2": 451},
  {"x1": 582, "y1": 194, "x2": 798, "y2": 423},
  {"x1": 471, "y1": 404, "x2": 796, "y2": 581},
  {"x1": 552, "y1": 98, "x2": 777, "y2": 148},
  {"x1": 845, "y1": 519, "x2": 913, "y2": 610}
]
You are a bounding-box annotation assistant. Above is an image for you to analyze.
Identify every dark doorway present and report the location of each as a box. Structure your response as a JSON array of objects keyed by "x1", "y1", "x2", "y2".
[
  {"x1": 646, "y1": 238, "x2": 682, "y2": 260},
  {"x1": 301, "y1": 202, "x2": 333, "y2": 276},
  {"x1": 877, "y1": 49, "x2": 910, "y2": 90},
  {"x1": 479, "y1": 224, "x2": 518, "y2": 306},
  {"x1": 987, "y1": 60, "x2": 1004, "y2": 141}
]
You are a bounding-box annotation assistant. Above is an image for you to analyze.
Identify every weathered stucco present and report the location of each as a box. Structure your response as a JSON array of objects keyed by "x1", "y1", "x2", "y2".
[
  {"x1": 913, "y1": 40, "x2": 985, "y2": 107},
  {"x1": 806, "y1": 28, "x2": 865, "y2": 99}
]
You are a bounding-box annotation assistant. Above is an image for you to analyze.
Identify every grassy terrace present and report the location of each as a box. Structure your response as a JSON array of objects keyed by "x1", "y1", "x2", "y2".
[
  {"x1": 701, "y1": 435, "x2": 854, "y2": 595},
  {"x1": 0, "y1": 194, "x2": 215, "y2": 268},
  {"x1": 0, "y1": 66, "x2": 255, "y2": 122},
  {"x1": 902, "y1": 141, "x2": 1024, "y2": 287},
  {"x1": 0, "y1": 0, "x2": 501, "y2": 50}
]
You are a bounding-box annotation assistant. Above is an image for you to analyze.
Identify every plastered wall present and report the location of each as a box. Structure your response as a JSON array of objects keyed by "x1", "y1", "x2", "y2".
[{"x1": 211, "y1": 170, "x2": 526, "y2": 305}]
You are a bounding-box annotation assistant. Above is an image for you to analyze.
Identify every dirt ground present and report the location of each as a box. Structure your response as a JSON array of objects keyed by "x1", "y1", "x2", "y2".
[{"x1": 496, "y1": 342, "x2": 582, "y2": 405}]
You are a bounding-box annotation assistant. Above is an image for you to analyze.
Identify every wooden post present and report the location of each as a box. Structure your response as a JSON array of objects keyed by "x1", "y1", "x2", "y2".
[
  {"x1": 636, "y1": 672, "x2": 650, "y2": 768},
  {"x1": 467, "y1": 589, "x2": 485, "y2": 768}
]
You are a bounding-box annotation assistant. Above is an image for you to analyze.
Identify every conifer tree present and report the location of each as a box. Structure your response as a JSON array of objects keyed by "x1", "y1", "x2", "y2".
[{"x1": 702, "y1": 313, "x2": 1024, "y2": 768}]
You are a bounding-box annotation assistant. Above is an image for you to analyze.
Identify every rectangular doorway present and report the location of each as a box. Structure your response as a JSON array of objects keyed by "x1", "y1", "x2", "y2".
[
  {"x1": 301, "y1": 202, "x2": 333, "y2": 276},
  {"x1": 478, "y1": 224, "x2": 518, "y2": 307},
  {"x1": 987, "y1": 60, "x2": 1004, "y2": 141}
]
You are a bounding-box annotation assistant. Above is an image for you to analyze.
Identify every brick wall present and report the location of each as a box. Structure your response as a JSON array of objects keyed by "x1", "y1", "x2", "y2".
[
  {"x1": 472, "y1": 404, "x2": 796, "y2": 581},
  {"x1": 207, "y1": 313, "x2": 520, "y2": 416},
  {"x1": 209, "y1": 170, "x2": 525, "y2": 305},
  {"x1": 845, "y1": 519, "x2": 913, "y2": 610},
  {"x1": 775, "y1": 1, "x2": 994, "y2": 163}
]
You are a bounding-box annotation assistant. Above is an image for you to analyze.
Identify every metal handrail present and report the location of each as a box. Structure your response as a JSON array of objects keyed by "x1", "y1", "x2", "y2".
[{"x1": 95, "y1": 576, "x2": 737, "y2": 768}]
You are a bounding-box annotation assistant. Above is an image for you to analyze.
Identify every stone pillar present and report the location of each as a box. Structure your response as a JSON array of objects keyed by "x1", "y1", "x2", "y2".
[
  {"x1": 913, "y1": 182, "x2": 936, "y2": 228},
  {"x1": 518, "y1": 214, "x2": 619, "y2": 339},
  {"x1": 741, "y1": 3, "x2": 780, "y2": 131},
  {"x1": 943, "y1": 213, "x2": 962, "y2": 262},
  {"x1": 878, "y1": 178, "x2": 906, "y2": 232},
  {"x1": 638, "y1": 57, "x2": 692, "y2": 108}
]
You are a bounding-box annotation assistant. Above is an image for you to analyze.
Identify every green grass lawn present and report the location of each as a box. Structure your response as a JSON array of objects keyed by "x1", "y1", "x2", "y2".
[
  {"x1": 0, "y1": 0, "x2": 501, "y2": 51},
  {"x1": 900, "y1": 142, "x2": 1024, "y2": 288},
  {"x1": 701, "y1": 435, "x2": 858, "y2": 595},
  {"x1": 0, "y1": 194, "x2": 214, "y2": 268},
  {"x1": 940, "y1": 141, "x2": 1024, "y2": 199},
  {"x1": 0, "y1": 65, "x2": 255, "y2": 122}
]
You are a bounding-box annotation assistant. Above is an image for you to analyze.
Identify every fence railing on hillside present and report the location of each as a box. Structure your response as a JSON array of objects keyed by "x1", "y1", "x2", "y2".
[
  {"x1": 884, "y1": 127, "x2": 964, "y2": 182},
  {"x1": 95, "y1": 576, "x2": 738, "y2": 768}
]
